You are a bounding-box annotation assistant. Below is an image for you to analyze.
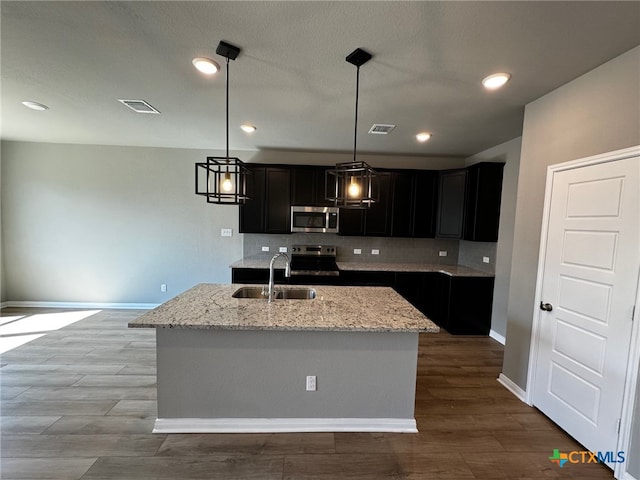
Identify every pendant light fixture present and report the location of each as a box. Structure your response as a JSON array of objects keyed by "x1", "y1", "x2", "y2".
[
  {"x1": 326, "y1": 48, "x2": 378, "y2": 209},
  {"x1": 195, "y1": 41, "x2": 250, "y2": 205}
]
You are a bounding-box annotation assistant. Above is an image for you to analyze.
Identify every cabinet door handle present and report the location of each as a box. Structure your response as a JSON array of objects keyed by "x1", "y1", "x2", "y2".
[{"x1": 539, "y1": 301, "x2": 553, "y2": 312}]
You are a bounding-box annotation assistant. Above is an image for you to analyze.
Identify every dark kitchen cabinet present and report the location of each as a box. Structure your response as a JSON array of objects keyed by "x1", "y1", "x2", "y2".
[
  {"x1": 231, "y1": 268, "x2": 289, "y2": 285},
  {"x1": 291, "y1": 166, "x2": 331, "y2": 206},
  {"x1": 437, "y1": 276, "x2": 495, "y2": 335},
  {"x1": 390, "y1": 170, "x2": 438, "y2": 238},
  {"x1": 393, "y1": 272, "x2": 425, "y2": 310},
  {"x1": 390, "y1": 171, "x2": 414, "y2": 237},
  {"x1": 239, "y1": 167, "x2": 291, "y2": 234},
  {"x1": 363, "y1": 172, "x2": 392, "y2": 236},
  {"x1": 435, "y1": 163, "x2": 504, "y2": 241},
  {"x1": 339, "y1": 270, "x2": 395, "y2": 287},
  {"x1": 435, "y1": 169, "x2": 468, "y2": 239},
  {"x1": 463, "y1": 162, "x2": 504, "y2": 242},
  {"x1": 239, "y1": 167, "x2": 266, "y2": 233},
  {"x1": 338, "y1": 208, "x2": 365, "y2": 236},
  {"x1": 413, "y1": 171, "x2": 438, "y2": 238}
]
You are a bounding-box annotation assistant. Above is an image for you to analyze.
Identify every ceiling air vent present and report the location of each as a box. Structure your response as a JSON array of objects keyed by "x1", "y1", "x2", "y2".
[
  {"x1": 118, "y1": 99, "x2": 160, "y2": 114},
  {"x1": 368, "y1": 124, "x2": 396, "y2": 135}
]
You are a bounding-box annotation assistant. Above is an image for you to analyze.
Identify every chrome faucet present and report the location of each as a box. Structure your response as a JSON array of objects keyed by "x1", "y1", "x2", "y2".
[{"x1": 267, "y1": 253, "x2": 291, "y2": 303}]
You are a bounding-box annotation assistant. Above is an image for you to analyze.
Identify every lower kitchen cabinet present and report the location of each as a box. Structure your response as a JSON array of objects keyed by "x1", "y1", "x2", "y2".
[
  {"x1": 436, "y1": 275, "x2": 494, "y2": 335},
  {"x1": 231, "y1": 267, "x2": 494, "y2": 335},
  {"x1": 339, "y1": 270, "x2": 396, "y2": 287},
  {"x1": 231, "y1": 268, "x2": 289, "y2": 285}
]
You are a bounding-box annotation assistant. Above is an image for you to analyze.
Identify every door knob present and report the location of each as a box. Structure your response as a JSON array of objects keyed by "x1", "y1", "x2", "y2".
[{"x1": 540, "y1": 301, "x2": 553, "y2": 312}]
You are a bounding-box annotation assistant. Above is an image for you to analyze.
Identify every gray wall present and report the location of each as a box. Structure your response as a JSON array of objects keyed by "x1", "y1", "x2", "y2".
[
  {"x1": 1, "y1": 141, "x2": 242, "y2": 304},
  {"x1": 0, "y1": 140, "x2": 464, "y2": 304},
  {"x1": 464, "y1": 136, "x2": 523, "y2": 338},
  {"x1": 502, "y1": 46, "x2": 639, "y2": 473},
  {"x1": 0, "y1": 151, "x2": 5, "y2": 303}
]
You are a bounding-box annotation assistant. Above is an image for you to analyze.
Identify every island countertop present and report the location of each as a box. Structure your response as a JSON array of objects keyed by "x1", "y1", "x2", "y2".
[{"x1": 129, "y1": 283, "x2": 439, "y2": 333}]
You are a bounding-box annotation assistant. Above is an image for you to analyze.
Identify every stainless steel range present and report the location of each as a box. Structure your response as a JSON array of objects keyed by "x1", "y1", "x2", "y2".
[{"x1": 289, "y1": 244, "x2": 339, "y2": 277}]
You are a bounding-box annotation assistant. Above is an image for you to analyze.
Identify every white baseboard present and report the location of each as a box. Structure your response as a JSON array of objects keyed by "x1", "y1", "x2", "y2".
[
  {"x1": 153, "y1": 417, "x2": 418, "y2": 434},
  {"x1": 497, "y1": 373, "x2": 529, "y2": 404},
  {"x1": 0, "y1": 301, "x2": 9, "y2": 309},
  {"x1": 622, "y1": 472, "x2": 638, "y2": 480},
  {"x1": 2, "y1": 301, "x2": 158, "y2": 310},
  {"x1": 489, "y1": 329, "x2": 506, "y2": 345}
]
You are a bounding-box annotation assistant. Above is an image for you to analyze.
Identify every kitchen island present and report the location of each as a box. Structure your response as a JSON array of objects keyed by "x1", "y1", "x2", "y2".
[{"x1": 129, "y1": 283, "x2": 438, "y2": 433}]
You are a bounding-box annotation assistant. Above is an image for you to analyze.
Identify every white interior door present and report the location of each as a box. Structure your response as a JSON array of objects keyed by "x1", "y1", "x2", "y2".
[{"x1": 532, "y1": 155, "x2": 639, "y2": 464}]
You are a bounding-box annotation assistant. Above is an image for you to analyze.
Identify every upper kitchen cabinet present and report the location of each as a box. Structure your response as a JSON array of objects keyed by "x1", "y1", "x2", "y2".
[
  {"x1": 391, "y1": 170, "x2": 438, "y2": 238},
  {"x1": 291, "y1": 166, "x2": 332, "y2": 206},
  {"x1": 435, "y1": 163, "x2": 504, "y2": 242},
  {"x1": 463, "y1": 162, "x2": 504, "y2": 242},
  {"x1": 435, "y1": 169, "x2": 468, "y2": 239},
  {"x1": 239, "y1": 166, "x2": 291, "y2": 234}
]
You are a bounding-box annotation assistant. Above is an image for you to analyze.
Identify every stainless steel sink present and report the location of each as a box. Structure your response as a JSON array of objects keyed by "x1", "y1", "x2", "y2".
[
  {"x1": 277, "y1": 288, "x2": 316, "y2": 300},
  {"x1": 232, "y1": 286, "x2": 316, "y2": 300},
  {"x1": 232, "y1": 287, "x2": 267, "y2": 299}
]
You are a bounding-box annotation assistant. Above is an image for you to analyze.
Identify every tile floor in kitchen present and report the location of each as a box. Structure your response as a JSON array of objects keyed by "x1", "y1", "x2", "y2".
[{"x1": 0, "y1": 307, "x2": 613, "y2": 479}]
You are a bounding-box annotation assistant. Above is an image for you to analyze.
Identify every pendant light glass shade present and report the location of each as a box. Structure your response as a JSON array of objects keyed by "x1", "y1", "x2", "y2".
[
  {"x1": 195, "y1": 41, "x2": 249, "y2": 205},
  {"x1": 326, "y1": 48, "x2": 378, "y2": 209}
]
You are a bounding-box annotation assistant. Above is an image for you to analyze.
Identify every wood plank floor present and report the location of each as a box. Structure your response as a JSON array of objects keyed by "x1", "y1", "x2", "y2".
[{"x1": 0, "y1": 307, "x2": 614, "y2": 479}]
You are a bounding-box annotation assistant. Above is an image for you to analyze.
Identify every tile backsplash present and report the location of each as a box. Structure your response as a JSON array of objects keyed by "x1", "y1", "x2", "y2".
[
  {"x1": 457, "y1": 240, "x2": 497, "y2": 274},
  {"x1": 243, "y1": 233, "x2": 461, "y2": 265}
]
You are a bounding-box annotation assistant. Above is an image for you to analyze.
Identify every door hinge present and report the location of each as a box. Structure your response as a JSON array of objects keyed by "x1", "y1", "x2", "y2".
[{"x1": 616, "y1": 418, "x2": 621, "y2": 434}]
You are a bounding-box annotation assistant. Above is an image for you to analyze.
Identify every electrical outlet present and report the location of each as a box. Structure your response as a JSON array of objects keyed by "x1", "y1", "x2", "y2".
[
  {"x1": 371, "y1": 249, "x2": 380, "y2": 255},
  {"x1": 306, "y1": 375, "x2": 317, "y2": 391},
  {"x1": 483, "y1": 256, "x2": 490, "y2": 264},
  {"x1": 279, "y1": 247, "x2": 288, "y2": 253},
  {"x1": 261, "y1": 246, "x2": 270, "y2": 252},
  {"x1": 354, "y1": 248, "x2": 362, "y2": 255},
  {"x1": 439, "y1": 251, "x2": 448, "y2": 257},
  {"x1": 160, "y1": 284, "x2": 167, "y2": 293},
  {"x1": 221, "y1": 228, "x2": 233, "y2": 237}
]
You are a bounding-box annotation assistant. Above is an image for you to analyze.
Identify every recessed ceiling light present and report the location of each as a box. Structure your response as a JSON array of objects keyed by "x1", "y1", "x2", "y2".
[
  {"x1": 192, "y1": 57, "x2": 220, "y2": 75},
  {"x1": 240, "y1": 124, "x2": 256, "y2": 133},
  {"x1": 482, "y1": 72, "x2": 511, "y2": 90},
  {"x1": 416, "y1": 132, "x2": 432, "y2": 142},
  {"x1": 22, "y1": 101, "x2": 49, "y2": 111}
]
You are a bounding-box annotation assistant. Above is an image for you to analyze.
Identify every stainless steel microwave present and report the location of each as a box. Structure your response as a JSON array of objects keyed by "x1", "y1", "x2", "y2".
[{"x1": 291, "y1": 206, "x2": 339, "y2": 233}]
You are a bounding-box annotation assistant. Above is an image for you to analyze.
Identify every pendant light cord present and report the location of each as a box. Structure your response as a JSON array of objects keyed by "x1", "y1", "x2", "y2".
[
  {"x1": 353, "y1": 65, "x2": 360, "y2": 163},
  {"x1": 226, "y1": 56, "x2": 230, "y2": 165}
]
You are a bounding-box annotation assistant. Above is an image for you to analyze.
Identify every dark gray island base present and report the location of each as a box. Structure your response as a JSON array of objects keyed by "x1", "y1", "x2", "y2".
[{"x1": 129, "y1": 283, "x2": 439, "y2": 433}]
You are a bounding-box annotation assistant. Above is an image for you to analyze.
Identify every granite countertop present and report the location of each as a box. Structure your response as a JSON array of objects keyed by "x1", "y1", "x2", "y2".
[
  {"x1": 335, "y1": 262, "x2": 493, "y2": 277},
  {"x1": 230, "y1": 257, "x2": 493, "y2": 277},
  {"x1": 129, "y1": 283, "x2": 439, "y2": 333}
]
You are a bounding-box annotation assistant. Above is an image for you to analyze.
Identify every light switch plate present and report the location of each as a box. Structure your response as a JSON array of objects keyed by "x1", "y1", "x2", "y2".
[
  {"x1": 483, "y1": 256, "x2": 490, "y2": 264},
  {"x1": 354, "y1": 248, "x2": 362, "y2": 255},
  {"x1": 279, "y1": 247, "x2": 288, "y2": 253},
  {"x1": 261, "y1": 246, "x2": 270, "y2": 252},
  {"x1": 221, "y1": 228, "x2": 233, "y2": 237},
  {"x1": 439, "y1": 251, "x2": 447, "y2": 257}
]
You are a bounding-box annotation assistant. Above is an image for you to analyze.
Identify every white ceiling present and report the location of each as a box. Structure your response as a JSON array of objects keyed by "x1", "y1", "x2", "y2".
[{"x1": 2, "y1": 1, "x2": 639, "y2": 157}]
